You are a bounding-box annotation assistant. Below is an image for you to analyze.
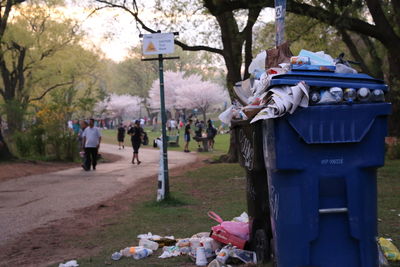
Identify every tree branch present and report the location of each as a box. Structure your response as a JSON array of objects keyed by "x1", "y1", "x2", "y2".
[
  {"x1": 392, "y1": 0, "x2": 400, "y2": 28},
  {"x1": 95, "y1": 0, "x2": 223, "y2": 55},
  {"x1": 204, "y1": 0, "x2": 397, "y2": 45},
  {"x1": 339, "y1": 29, "x2": 371, "y2": 75},
  {"x1": 360, "y1": 34, "x2": 383, "y2": 79},
  {"x1": 243, "y1": 7, "x2": 261, "y2": 80},
  {"x1": 29, "y1": 81, "x2": 74, "y2": 102}
]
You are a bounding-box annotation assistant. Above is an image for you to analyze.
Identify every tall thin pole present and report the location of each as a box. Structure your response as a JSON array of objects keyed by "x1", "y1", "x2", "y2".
[
  {"x1": 274, "y1": 0, "x2": 287, "y2": 46},
  {"x1": 158, "y1": 53, "x2": 169, "y2": 197}
]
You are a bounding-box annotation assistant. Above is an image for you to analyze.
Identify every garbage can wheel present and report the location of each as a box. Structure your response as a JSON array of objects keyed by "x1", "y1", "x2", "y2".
[{"x1": 255, "y1": 228, "x2": 270, "y2": 263}]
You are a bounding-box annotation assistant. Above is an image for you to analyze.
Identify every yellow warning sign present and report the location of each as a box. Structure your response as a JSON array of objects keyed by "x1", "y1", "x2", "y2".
[
  {"x1": 142, "y1": 33, "x2": 174, "y2": 55},
  {"x1": 145, "y1": 41, "x2": 157, "y2": 52}
]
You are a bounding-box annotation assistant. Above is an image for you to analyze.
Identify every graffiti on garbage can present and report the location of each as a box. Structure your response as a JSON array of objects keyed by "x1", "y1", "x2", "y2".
[
  {"x1": 239, "y1": 129, "x2": 254, "y2": 171},
  {"x1": 247, "y1": 177, "x2": 256, "y2": 201},
  {"x1": 270, "y1": 186, "x2": 279, "y2": 221}
]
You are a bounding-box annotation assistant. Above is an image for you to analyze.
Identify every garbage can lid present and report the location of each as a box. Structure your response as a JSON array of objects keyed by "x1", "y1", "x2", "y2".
[{"x1": 269, "y1": 71, "x2": 388, "y2": 92}]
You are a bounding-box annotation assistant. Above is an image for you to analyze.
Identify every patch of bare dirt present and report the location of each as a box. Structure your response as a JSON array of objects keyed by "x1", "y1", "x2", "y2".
[
  {"x1": 0, "y1": 152, "x2": 122, "y2": 183},
  {"x1": 0, "y1": 155, "x2": 205, "y2": 267}
]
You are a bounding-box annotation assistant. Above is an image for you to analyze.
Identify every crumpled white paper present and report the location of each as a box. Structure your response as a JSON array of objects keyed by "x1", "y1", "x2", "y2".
[
  {"x1": 59, "y1": 260, "x2": 79, "y2": 267},
  {"x1": 232, "y1": 212, "x2": 249, "y2": 223},
  {"x1": 250, "y1": 81, "x2": 309, "y2": 123}
]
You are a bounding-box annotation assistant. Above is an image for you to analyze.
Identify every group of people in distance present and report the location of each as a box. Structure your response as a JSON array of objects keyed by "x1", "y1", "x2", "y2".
[
  {"x1": 77, "y1": 117, "x2": 219, "y2": 171},
  {"x1": 184, "y1": 119, "x2": 218, "y2": 153},
  {"x1": 78, "y1": 119, "x2": 146, "y2": 172}
]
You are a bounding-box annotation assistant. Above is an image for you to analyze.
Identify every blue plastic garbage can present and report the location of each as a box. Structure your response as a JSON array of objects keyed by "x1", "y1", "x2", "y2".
[{"x1": 262, "y1": 72, "x2": 391, "y2": 267}]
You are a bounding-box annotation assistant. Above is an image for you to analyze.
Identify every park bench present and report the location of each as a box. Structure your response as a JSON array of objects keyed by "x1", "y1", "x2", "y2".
[{"x1": 167, "y1": 135, "x2": 179, "y2": 147}]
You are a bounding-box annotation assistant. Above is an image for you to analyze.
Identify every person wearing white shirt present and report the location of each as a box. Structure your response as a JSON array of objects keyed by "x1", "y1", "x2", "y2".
[
  {"x1": 170, "y1": 119, "x2": 177, "y2": 132},
  {"x1": 82, "y1": 118, "x2": 102, "y2": 171}
]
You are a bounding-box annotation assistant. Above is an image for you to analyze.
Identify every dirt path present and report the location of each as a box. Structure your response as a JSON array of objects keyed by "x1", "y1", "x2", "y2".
[{"x1": 0, "y1": 144, "x2": 197, "y2": 246}]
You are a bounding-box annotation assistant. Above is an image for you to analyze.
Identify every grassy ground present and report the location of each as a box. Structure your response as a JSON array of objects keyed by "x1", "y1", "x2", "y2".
[
  {"x1": 65, "y1": 163, "x2": 249, "y2": 267},
  {"x1": 60, "y1": 160, "x2": 399, "y2": 267},
  {"x1": 68, "y1": 131, "x2": 399, "y2": 266},
  {"x1": 377, "y1": 159, "x2": 400, "y2": 249}
]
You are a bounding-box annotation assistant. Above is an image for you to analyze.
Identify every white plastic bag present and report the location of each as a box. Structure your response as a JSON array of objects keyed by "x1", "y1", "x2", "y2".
[
  {"x1": 335, "y1": 63, "x2": 357, "y2": 74},
  {"x1": 59, "y1": 260, "x2": 79, "y2": 267},
  {"x1": 248, "y1": 51, "x2": 267, "y2": 74},
  {"x1": 218, "y1": 106, "x2": 234, "y2": 124}
]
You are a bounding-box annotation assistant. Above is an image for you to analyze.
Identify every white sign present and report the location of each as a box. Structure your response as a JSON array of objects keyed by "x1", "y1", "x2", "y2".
[{"x1": 142, "y1": 33, "x2": 175, "y2": 55}]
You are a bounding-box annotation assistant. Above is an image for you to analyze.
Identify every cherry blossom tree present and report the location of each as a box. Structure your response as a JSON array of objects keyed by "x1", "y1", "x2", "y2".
[
  {"x1": 95, "y1": 94, "x2": 142, "y2": 122},
  {"x1": 175, "y1": 74, "x2": 228, "y2": 122},
  {"x1": 148, "y1": 71, "x2": 187, "y2": 111},
  {"x1": 148, "y1": 71, "x2": 228, "y2": 121}
]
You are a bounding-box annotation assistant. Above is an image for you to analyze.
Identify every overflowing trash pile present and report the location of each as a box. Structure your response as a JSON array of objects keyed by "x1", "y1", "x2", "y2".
[
  {"x1": 108, "y1": 211, "x2": 257, "y2": 266},
  {"x1": 219, "y1": 43, "x2": 386, "y2": 125}
]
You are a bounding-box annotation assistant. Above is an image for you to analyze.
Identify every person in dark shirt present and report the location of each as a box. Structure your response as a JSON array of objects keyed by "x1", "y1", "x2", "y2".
[
  {"x1": 128, "y1": 120, "x2": 144, "y2": 164},
  {"x1": 183, "y1": 119, "x2": 193, "y2": 153},
  {"x1": 206, "y1": 119, "x2": 218, "y2": 151},
  {"x1": 117, "y1": 123, "x2": 126, "y2": 149}
]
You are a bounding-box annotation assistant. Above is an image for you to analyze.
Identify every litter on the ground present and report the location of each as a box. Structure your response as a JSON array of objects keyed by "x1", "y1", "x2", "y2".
[
  {"x1": 139, "y1": 238, "x2": 159, "y2": 250},
  {"x1": 58, "y1": 260, "x2": 79, "y2": 267},
  {"x1": 232, "y1": 212, "x2": 249, "y2": 223},
  {"x1": 137, "y1": 232, "x2": 161, "y2": 240},
  {"x1": 379, "y1": 237, "x2": 400, "y2": 261},
  {"x1": 110, "y1": 212, "x2": 256, "y2": 265},
  {"x1": 111, "y1": 251, "x2": 122, "y2": 261}
]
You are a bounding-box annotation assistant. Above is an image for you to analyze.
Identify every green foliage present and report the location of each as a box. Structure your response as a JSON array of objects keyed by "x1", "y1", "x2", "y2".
[
  {"x1": 0, "y1": 0, "x2": 105, "y2": 135},
  {"x1": 12, "y1": 125, "x2": 45, "y2": 158},
  {"x1": 13, "y1": 131, "x2": 33, "y2": 157},
  {"x1": 13, "y1": 127, "x2": 78, "y2": 161}
]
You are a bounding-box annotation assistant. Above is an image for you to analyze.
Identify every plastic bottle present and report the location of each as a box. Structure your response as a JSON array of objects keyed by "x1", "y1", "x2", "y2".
[
  {"x1": 371, "y1": 89, "x2": 385, "y2": 102},
  {"x1": 111, "y1": 251, "x2": 122, "y2": 261},
  {"x1": 357, "y1": 87, "x2": 371, "y2": 102},
  {"x1": 343, "y1": 88, "x2": 357, "y2": 103},
  {"x1": 139, "y1": 238, "x2": 159, "y2": 251},
  {"x1": 329, "y1": 87, "x2": 343, "y2": 103},
  {"x1": 195, "y1": 246, "x2": 208, "y2": 266},
  {"x1": 133, "y1": 248, "x2": 153, "y2": 260},
  {"x1": 216, "y1": 245, "x2": 232, "y2": 264},
  {"x1": 309, "y1": 91, "x2": 321, "y2": 105},
  {"x1": 120, "y1": 246, "x2": 140, "y2": 257}
]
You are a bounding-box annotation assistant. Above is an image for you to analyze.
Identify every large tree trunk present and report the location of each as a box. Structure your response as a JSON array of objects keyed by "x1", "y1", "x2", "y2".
[
  {"x1": 212, "y1": 8, "x2": 261, "y2": 163},
  {"x1": 3, "y1": 100, "x2": 25, "y2": 133},
  {"x1": 387, "y1": 49, "x2": 400, "y2": 137},
  {"x1": 0, "y1": 124, "x2": 14, "y2": 161}
]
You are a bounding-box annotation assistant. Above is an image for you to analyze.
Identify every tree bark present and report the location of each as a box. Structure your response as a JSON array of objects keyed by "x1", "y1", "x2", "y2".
[
  {"x1": 359, "y1": 35, "x2": 383, "y2": 79},
  {"x1": 0, "y1": 119, "x2": 14, "y2": 161},
  {"x1": 339, "y1": 29, "x2": 371, "y2": 75}
]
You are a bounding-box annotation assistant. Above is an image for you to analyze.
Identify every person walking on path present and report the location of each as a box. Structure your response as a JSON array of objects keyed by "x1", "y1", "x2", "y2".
[
  {"x1": 128, "y1": 120, "x2": 144, "y2": 164},
  {"x1": 183, "y1": 119, "x2": 193, "y2": 153},
  {"x1": 206, "y1": 119, "x2": 218, "y2": 151},
  {"x1": 82, "y1": 119, "x2": 102, "y2": 171},
  {"x1": 117, "y1": 123, "x2": 126, "y2": 149}
]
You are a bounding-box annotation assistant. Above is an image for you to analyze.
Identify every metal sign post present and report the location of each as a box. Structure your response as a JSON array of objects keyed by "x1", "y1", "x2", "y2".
[{"x1": 141, "y1": 31, "x2": 179, "y2": 201}]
